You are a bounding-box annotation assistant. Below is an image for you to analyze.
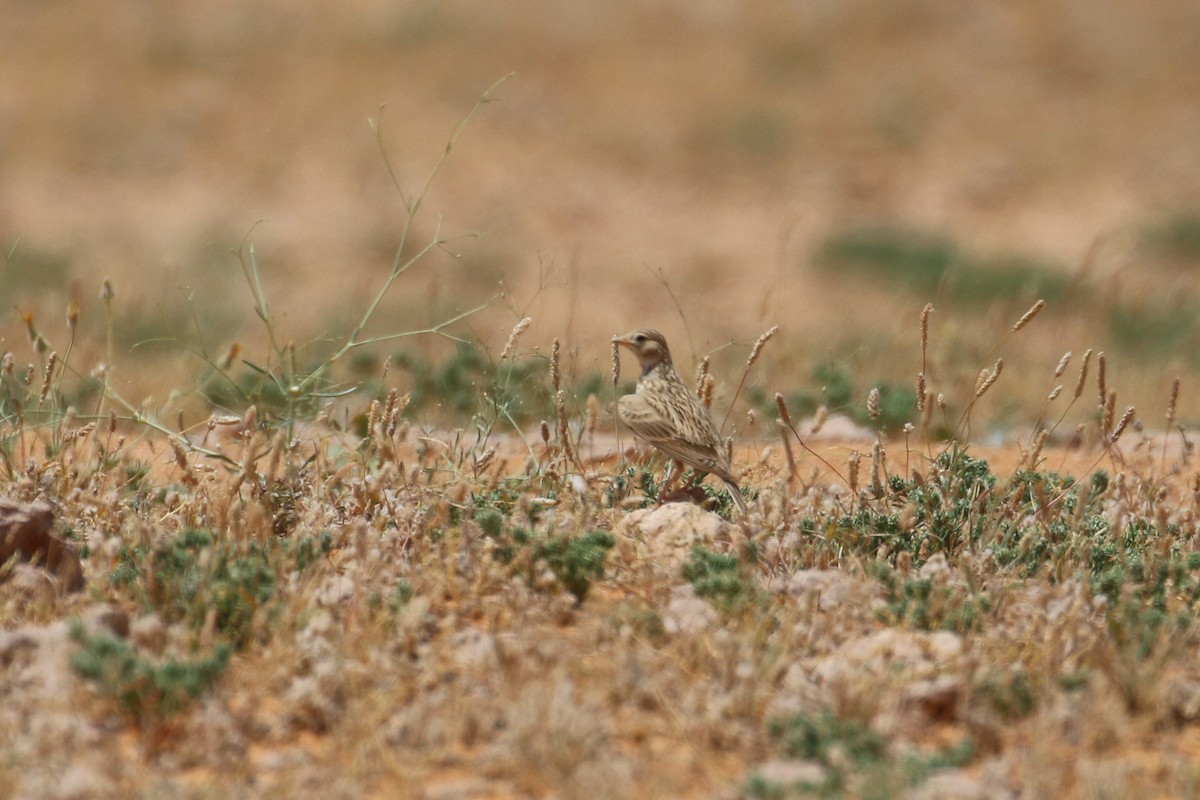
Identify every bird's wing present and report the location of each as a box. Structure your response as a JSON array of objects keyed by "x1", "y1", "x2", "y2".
[
  {"x1": 617, "y1": 393, "x2": 680, "y2": 443},
  {"x1": 618, "y1": 392, "x2": 727, "y2": 476}
]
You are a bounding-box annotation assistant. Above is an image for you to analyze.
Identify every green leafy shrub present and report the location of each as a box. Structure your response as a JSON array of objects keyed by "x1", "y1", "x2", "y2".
[
  {"x1": 816, "y1": 225, "x2": 1068, "y2": 305},
  {"x1": 683, "y1": 547, "x2": 759, "y2": 612},
  {"x1": 112, "y1": 528, "x2": 276, "y2": 648},
  {"x1": 535, "y1": 530, "x2": 616, "y2": 603},
  {"x1": 70, "y1": 621, "x2": 230, "y2": 723}
]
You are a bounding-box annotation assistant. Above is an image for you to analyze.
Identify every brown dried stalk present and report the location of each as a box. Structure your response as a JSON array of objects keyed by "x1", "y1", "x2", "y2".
[
  {"x1": 1110, "y1": 406, "x2": 1136, "y2": 444},
  {"x1": 1027, "y1": 429, "x2": 1049, "y2": 469},
  {"x1": 1012, "y1": 299, "x2": 1045, "y2": 332},
  {"x1": 774, "y1": 392, "x2": 793, "y2": 427},
  {"x1": 1054, "y1": 351, "x2": 1071, "y2": 378},
  {"x1": 811, "y1": 405, "x2": 828, "y2": 435},
  {"x1": 555, "y1": 389, "x2": 576, "y2": 464},
  {"x1": 694, "y1": 356, "x2": 710, "y2": 396},
  {"x1": 1167, "y1": 377, "x2": 1181, "y2": 427},
  {"x1": 777, "y1": 418, "x2": 796, "y2": 481},
  {"x1": 610, "y1": 340, "x2": 620, "y2": 387},
  {"x1": 700, "y1": 373, "x2": 715, "y2": 409},
  {"x1": 550, "y1": 338, "x2": 561, "y2": 393},
  {"x1": 38, "y1": 351, "x2": 58, "y2": 405},
  {"x1": 974, "y1": 359, "x2": 1003, "y2": 399},
  {"x1": 1073, "y1": 348, "x2": 1093, "y2": 400},
  {"x1": 499, "y1": 316, "x2": 532, "y2": 361},
  {"x1": 920, "y1": 303, "x2": 933, "y2": 357},
  {"x1": 747, "y1": 325, "x2": 779, "y2": 368}
]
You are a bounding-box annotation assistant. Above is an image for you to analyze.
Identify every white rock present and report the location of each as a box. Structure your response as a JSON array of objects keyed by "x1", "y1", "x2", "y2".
[
  {"x1": 663, "y1": 583, "x2": 718, "y2": 636},
  {"x1": 753, "y1": 758, "x2": 827, "y2": 789}
]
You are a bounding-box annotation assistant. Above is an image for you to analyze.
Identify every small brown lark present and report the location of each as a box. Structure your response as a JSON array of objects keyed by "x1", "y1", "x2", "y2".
[{"x1": 612, "y1": 328, "x2": 748, "y2": 513}]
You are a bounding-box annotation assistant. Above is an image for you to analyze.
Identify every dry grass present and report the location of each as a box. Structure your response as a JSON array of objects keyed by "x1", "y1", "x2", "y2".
[{"x1": 5, "y1": 262, "x2": 1200, "y2": 798}]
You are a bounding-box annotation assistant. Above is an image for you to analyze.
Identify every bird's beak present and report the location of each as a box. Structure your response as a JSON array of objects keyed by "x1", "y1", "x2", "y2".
[{"x1": 611, "y1": 334, "x2": 631, "y2": 348}]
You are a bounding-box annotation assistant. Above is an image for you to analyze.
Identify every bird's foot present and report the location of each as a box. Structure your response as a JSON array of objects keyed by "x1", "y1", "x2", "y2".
[{"x1": 657, "y1": 486, "x2": 708, "y2": 507}]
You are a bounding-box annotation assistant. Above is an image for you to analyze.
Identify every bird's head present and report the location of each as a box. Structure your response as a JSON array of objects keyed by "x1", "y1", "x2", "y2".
[{"x1": 612, "y1": 328, "x2": 672, "y2": 374}]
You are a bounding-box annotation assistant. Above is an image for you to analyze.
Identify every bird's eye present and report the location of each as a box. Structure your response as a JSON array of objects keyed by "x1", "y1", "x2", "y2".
[{"x1": 634, "y1": 334, "x2": 646, "y2": 344}]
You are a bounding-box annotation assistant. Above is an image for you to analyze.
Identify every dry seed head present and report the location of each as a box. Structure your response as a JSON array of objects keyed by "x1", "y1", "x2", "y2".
[
  {"x1": 586, "y1": 394, "x2": 598, "y2": 437},
  {"x1": 555, "y1": 390, "x2": 576, "y2": 462},
  {"x1": 1101, "y1": 390, "x2": 1115, "y2": 437},
  {"x1": 67, "y1": 301, "x2": 79, "y2": 332},
  {"x1": 724, "y1": 435, "x2": 733, "y2": 465},
  {"x1": 921, "y1": 391, "x2": 934, "y2": 430},
  {"x1": 1097, "y1": 351, "x2": 1107, "y2": 409},
  {"x1": 937, "y1": 392, "x2": 947, "y2": 410},
  {"x1": 774, "y1": 392, "x2": 793, "y2": 427},
  {"x1": 1048, "y1": 385, "x2": 1063, "y2": 402},
  {"x1": 974, "y1": 368, "x2": 989, "y2": 395},
  {"x1": 871, "y1": 440, "x2": 884, "y2": 491},
  {"x1": 1028, "y1": 429, "x2": 1049, "y2": 469},
  {"x1": 1012, "y1": 299, "x2": 1045, "y2": 332},
  {"x1": 1, "y1": 353, "x2": 12, "y2": 375},
  {"x1": 170, "y1": 439, "x2": 197, "y2": 487},
  {"x1": 1054, "y1": 351, "x2": 1071, "y2": 378},
  {"x1": 1111, "y1": 406, "x2": 1136, "y2": 443},
  {"x1": 499, "y1": 316, "x2": 532, "y2": 361},
  {"x1": 383, "y1": 389, "x2": 399, "y2": 434},
  {"x1": 386, "y1": 391, "x2": 410, "y2": 437},
  {"x1": 366, "y1": 399, "x2": 381, "y2": 439},
  {"x1": 916, "y1": 373, "x2": 926, "y2": 412},
  {"x1": 746, "y1": 408, "x2": 757, "y2": 427},
  {"x1": 868, "y1": 387, "x2": 880, "y2": 421},
  {"x1": 540, "y1": 420, "x2": 551, "y2": 444},
  {"x1": 974, "y1": 359, "x2": 1003, "y2": 399},
  {"x1": 694, "y1": 356, "x2": 710, "y2": 395},
  {"x1": 747, "y1": 325, "x2": 779, "y2": 367},
  {"x1": 550, "y1": 337, "x2": 561, "y2": 392},
  {"x1": 108, "y1": 409, "x2": 118, "y2": 434},
  {"x1": 848, "y1": 450, "x2": 861, "y2": 494},
  {"x1": 920, "y1": 303, "x2": 933, "y2": 356},
  {"x1": 1073, "y1": 348, "x2": 1093, "y2": 399},
  {"x1": 700, "y1": 373, "x2": 714, "y2": 409},
  {"x1": 38, "y1": 351, "x2": 58, "y2": 404},
  {"x1": 610, "y1": 340, "x2": 620, "y2": 387},
  {"x1": 812, "y1": 404, "x2": 828, "y2": 435},
  {"x1": 1167, "y1": 377, "x2": 1181, "y2": 426},
  {"x1": 777, "y1": 418, "x2": 796, "y2": 479}
]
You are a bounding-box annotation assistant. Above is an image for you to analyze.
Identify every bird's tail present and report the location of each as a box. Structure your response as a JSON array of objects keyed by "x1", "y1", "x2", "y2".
[{"x1": 723, "y1": 479, "x2": 749, "y2": 514}]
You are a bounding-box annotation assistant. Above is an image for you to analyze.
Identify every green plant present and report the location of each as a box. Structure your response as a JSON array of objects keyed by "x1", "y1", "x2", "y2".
[
  {"x1": 816, "y1": 225, "x2": 1068, "y2": 305},
  {"x1": 535, "y1": 530, "x2": 616, "y2": 603},
  {"x1": 683, "y1": 546, "x2": 760, "y2": 611},
  {"x1": 69, "y1": 621, "x2": 230, "y2": 724},
  {"x1": 112, "y1": 528, "x2": 276, "y2": 648}
]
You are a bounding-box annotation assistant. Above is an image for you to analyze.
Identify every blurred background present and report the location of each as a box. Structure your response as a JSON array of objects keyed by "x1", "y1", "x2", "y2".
[{"x1": 3, "y1": 0, "x2": 1200, "y2": 433}]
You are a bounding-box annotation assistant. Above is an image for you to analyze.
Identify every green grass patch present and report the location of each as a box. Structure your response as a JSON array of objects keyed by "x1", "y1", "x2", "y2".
[
  {"x1": 70, "y1": 621, "x2": 230, "y2": 724},
  {"x1": 816, "y1": 225, "x2": 1068, "y2": 305}
]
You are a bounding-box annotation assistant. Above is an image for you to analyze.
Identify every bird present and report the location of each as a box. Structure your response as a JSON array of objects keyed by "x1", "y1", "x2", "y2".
[{"x1": 612, "y1": 328, "x2": 748, "y2": 513}]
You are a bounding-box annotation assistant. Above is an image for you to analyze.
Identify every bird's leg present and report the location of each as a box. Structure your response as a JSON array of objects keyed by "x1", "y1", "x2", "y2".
[{"x1": 656, "y1": 460, "x2": 683, "y2": 504}]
